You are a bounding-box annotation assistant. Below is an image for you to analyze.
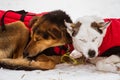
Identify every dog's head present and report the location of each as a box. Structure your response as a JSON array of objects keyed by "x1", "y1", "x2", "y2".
[
  {"x1": 24, "y1": 10, "x2": 72, "y2": 58},
  {"x1": 65, "y1": 16, "x2": 110, "y2": 58}
]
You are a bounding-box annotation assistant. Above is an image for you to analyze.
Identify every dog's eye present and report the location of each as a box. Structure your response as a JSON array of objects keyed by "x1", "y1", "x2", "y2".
[
  {"x1": 79, "y1": 39, "x2": 87, "y2": 43},
  {"x1": 92, "y1": 37, "x2": 97, "y2": 42},
  {"x1": 34, "y1": 36, "x2": 42, "y2": 41},
  {"x1": 35, "y1": 37, "x2": 42, "y2": 41},
  {"x1": 36, "y1": 30, "x2": 41, "y2": 35},
  {"x1": 43, "y1": 33, "x2": 49, "y2": 39}
]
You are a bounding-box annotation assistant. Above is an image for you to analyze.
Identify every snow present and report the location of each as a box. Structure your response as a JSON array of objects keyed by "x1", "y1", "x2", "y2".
[
  {"x1": 0, "y1": 0, "x2": 120, "y2": 80},
  {"x1": 0, "y1": 63, "x2": 120, "y2": 80}
]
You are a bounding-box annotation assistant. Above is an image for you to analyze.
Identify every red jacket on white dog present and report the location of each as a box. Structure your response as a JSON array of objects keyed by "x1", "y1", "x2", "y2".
[{"x1": 99, "y1": 18, "x2": 120, "y2": 55}]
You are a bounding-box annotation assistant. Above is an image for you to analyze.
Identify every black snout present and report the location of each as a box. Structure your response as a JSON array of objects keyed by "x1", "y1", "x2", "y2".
[
  {"x1": 23, "y1": 51, "x2": 36, "y2": 60},
  {"x1": 23, "y1": 51, "x2": 29, "y2": 58},
  {"x1": 23, "y1": 51, "x2": 34, "y2": 60},
  {"x1": 88, "y1": 49, "x2": 96, "y2": 58}
]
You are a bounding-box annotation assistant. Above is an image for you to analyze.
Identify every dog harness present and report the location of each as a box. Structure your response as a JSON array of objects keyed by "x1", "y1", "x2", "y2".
[
  {"x1": 53, "y1": 44, "x2": 73, "y2": 55},
  {"x1": 0, "y1": 10, "x2": 48, "y2": 31},
  {"x1": 0, "y1": 10, "x2": 74, "y2": 56},
  {"x1": 98, "y1": 18, "x2": 120, "y2": 55}
]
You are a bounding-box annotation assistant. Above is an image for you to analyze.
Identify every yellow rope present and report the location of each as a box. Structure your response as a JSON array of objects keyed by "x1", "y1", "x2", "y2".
[{"x1": 61, "y1": 52, "x2": 86, "y2": 65}]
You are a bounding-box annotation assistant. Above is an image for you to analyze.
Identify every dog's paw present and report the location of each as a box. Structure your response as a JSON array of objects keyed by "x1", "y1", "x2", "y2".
[
  {"x1": 115, "y1": 63, "x2": 120, "y2": 71},
  {"x1": 94, "y1": 55, "x2": 120, "y2": 73},
  {"x1": 70, "y1": 50, "x2": 82, "y2": 59},
  {"x1": 96, "y1": 60, "x2": 118, "y2": 72}
]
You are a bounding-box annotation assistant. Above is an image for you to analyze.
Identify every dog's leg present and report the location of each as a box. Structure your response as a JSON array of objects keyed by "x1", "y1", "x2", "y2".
[
  {"x1": 95, "y1": 55, "x2": 120, "y2": 72},
  {"x1": 0, "y1": 58, "x2": 56, "y2": 70},
  {"x1": 13, "y1": 27, "x2": 29, "y2": 59},
  {"x1": 12, "y1": 37, "x2": 29, "y2": 59},
  {"x1": 70, "y1": 50, "x2": 82, "y2": 59}
]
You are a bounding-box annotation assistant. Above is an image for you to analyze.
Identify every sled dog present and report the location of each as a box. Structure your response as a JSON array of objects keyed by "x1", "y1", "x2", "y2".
[
  {"x1": 65, "y1": 16, "x2": 120, "y2": 72},
  {"x1": 0, "y1": 10, "x2": 72, "y2": 70}
]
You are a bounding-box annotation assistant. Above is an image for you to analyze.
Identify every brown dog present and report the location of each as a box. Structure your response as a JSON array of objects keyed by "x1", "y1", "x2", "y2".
[{"x1": 0, "y1": 10, "x2": 73, "y2": 70}]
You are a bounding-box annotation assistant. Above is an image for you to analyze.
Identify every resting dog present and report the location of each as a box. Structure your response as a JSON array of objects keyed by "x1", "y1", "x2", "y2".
[
  {"x1": 0, "y1": 10, "x2": 72, "y2": 70},
  {"x1": 65, "y1": 16, "x2": 120, "y2": 72}
]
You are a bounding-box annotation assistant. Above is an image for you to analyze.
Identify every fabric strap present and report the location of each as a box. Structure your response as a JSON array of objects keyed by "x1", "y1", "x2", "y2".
[{"x1": 0, "y1": 10, "x2": 28, "y2": 32}]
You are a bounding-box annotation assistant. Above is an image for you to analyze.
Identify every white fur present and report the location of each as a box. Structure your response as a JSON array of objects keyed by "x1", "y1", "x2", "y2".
[
  {"x1": 65, "y1": 16, "x2": 107, "y2": 58},
  {"x1": 70, "y1": 50, "x2": 82, "y2": 59},
  {"x1": 65, "y1": 16, "x2": 120, "y2": 73},
  {"x1": 96, "y1": 55, "x2": 120, "y2": 72}
]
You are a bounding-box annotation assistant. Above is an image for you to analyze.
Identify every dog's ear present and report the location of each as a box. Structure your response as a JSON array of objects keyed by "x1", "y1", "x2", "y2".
[
  {"x1": 64, "y1": 21, "x2": 74, "y2": 36},
  {"x1": 29, "y1": 16, "x2": 41, "y2": 37},
  {"x1": 91, "y1": 21, "x2": 111, "y2": 34},
  {"x1": 99, "y1": 21, "x2": 111, "y2": 30},
  {"x1": 29, "y1": 16, "x2": 40, "y2": 28},
  {"x1": 65, "y1": 21, "x2": 81, "y2": 36},
  {"x1": 72, "y1": 22, "x2": 81, "y2": 36}
]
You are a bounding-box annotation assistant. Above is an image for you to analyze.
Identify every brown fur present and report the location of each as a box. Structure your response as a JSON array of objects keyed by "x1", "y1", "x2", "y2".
[
  {"x1": 24, "y1": 17, "x2": 71, "y2": 57},
  {"x1": 0, "y1": 21, "x2": 29, "y2": 59},
  {"x1": 0, "y1": 10, "x2": 72, "y2": 70},
  {"x1": 24, "y1": 10, "x2": 72, "y2": 58},
  {"x1": 91, "y1": 21, "x2": 103, "y2": 34},
  {"x1": 71, "y1": 22, "x2": 81, "y2": 36}
]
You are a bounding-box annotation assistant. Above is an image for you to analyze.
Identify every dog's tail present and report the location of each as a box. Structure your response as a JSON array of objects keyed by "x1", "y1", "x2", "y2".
[{"x1": 0, "y1": 58, "x2": 55, "y2": 70}]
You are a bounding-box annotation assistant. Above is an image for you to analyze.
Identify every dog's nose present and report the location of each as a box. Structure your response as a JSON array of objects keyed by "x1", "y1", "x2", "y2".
[
  {"x1": 23, "y1": 51, "x2": 29, "y2": 58},
  {"x1": 88, "y1": 49, "x2": 96, "y2": 58}
]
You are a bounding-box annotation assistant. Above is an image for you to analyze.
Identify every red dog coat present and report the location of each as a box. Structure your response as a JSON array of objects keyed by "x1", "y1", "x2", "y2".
[
  {"x1": 99, "y1": 18, "x2": 120, "y2": 55},
  {"x1": 0, "y1": 10, "x2": 73, "y2": 56},
  {"x1": 0, "y1": 10, "x2": 47, "y2": 30}
]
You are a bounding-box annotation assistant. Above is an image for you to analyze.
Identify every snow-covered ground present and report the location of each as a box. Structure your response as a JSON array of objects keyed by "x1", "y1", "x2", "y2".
[
  {"x1": 0, "y1": 63, "x2": 120, "y2": 80},
  {"x1": 0, "y1": 0, "x2": 120, "y2": 80}
]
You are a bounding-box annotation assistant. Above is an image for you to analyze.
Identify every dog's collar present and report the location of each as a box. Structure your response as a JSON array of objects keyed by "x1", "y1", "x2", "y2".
[{"x1": 54, "y1": 44, "x2": 74, "y2": 55}]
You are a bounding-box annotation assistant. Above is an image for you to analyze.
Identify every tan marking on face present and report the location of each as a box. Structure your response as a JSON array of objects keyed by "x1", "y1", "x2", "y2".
[
  {"x1": 24, "y1": 17, "x2": 72, "y2": 57},
  {"x1": 71, "y1": 22, "x2": 81, "y2": 36},
  {"x1": 91, "y1": 22, "x2": 103, "y2": 34},
  {"x1": 91, "y1": 22, "x2": 103, "y2": 28}
]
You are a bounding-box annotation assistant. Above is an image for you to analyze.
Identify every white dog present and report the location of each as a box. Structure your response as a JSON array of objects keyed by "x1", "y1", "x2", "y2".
[{"x1": 65, "y1": 16, "x2": 120, "y2": 73}]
